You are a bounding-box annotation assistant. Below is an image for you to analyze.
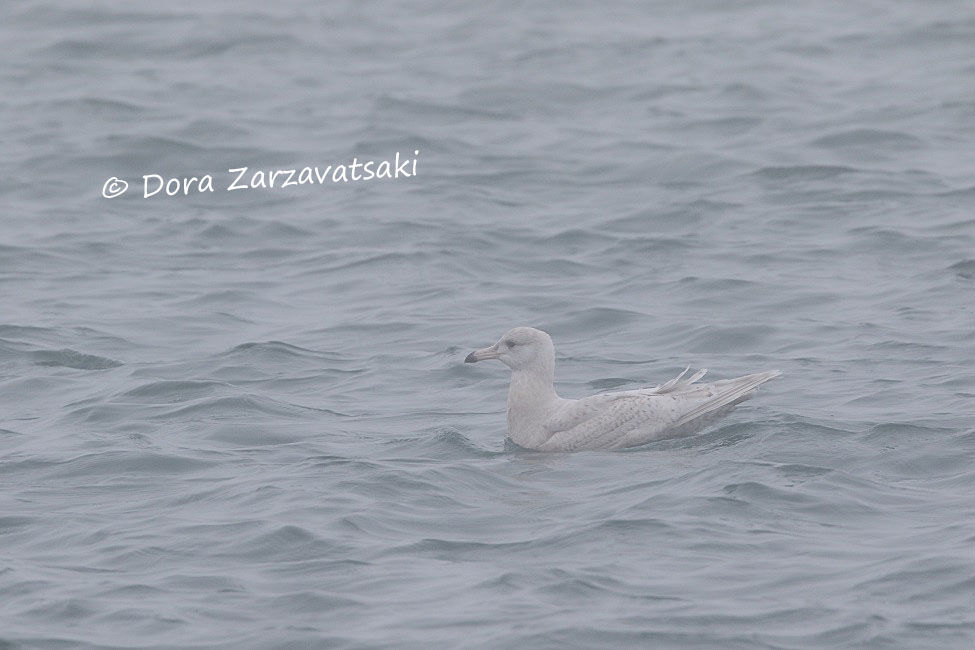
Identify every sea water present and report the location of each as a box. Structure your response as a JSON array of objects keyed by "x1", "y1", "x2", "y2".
[{"x1": 1, "y1": 1, "x2": 974, "y2": 647}]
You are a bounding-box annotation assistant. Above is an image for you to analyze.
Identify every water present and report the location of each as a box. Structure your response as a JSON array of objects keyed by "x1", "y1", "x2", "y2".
[{"x1": 2, "y1": 1, "x2": 974, "y2": 647}]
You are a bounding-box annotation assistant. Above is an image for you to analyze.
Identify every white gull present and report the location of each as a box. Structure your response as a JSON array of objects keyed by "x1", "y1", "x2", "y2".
[{"x1": 465, "y1": 327, "x2": 780, "y2": 451}]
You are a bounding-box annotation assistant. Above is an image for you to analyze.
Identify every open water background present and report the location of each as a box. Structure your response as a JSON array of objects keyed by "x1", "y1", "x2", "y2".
[{"x1": 2, "y1": 1, "x2": 974, "y2": 647}]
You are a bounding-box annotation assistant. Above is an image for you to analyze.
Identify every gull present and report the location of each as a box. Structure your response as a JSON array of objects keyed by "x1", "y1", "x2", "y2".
[{"x1": 465, "y1": 327, "x2": 780, "y2": 451}]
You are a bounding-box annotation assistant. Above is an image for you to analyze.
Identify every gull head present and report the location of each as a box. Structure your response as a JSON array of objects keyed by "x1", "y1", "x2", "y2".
[{"x1": 464, "y1": 327, "x2": 555, "y2": 372}]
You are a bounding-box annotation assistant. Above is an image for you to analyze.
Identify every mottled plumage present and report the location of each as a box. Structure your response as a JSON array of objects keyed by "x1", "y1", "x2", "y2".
[{"x1": 465, "y1": 327, "x2": 780, "y2": 451}]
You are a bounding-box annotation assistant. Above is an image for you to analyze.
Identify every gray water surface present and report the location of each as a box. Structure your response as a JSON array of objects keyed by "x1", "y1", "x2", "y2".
[{"x1": 2, "y1": 1, "x2": 974, "y2": 648}]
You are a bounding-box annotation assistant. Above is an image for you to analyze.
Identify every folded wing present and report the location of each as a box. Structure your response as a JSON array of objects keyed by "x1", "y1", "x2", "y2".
[{"x1": 538, "y1": 369, "x2": 780, "y2": 451}]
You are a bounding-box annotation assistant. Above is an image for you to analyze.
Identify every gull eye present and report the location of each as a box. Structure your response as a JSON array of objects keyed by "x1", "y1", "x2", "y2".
[{"x1": 506, "y1": 340, "x2": 518, "y2": 348}]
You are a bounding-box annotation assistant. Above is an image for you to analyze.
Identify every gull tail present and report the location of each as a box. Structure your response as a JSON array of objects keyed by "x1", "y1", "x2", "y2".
[{"x1": 673, "y1": 370, "x2": 781, "y2": 428}]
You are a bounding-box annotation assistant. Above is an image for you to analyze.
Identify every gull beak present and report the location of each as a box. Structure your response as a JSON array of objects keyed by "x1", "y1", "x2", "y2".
[{"x1": 465, "y1": 343, "x2": 501, "y2": 363}]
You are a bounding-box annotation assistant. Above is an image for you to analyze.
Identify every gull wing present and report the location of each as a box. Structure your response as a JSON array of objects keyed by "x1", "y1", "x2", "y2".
[{"x1": 539, "y1": 369, "x2": 779, "y2": 451}]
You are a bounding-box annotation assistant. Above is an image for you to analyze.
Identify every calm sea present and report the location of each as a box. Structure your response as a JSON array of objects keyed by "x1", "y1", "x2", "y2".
[{"x1": 2, "y1": 1, "x2": 974, "y2": 647}]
